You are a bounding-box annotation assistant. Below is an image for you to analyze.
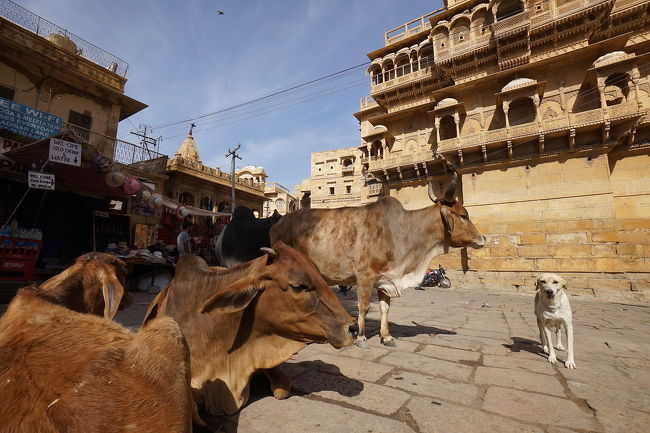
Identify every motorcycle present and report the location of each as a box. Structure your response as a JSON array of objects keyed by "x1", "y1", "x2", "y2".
[{"x1": 415, "y1": 265, "x2": 451, "y2": 290}]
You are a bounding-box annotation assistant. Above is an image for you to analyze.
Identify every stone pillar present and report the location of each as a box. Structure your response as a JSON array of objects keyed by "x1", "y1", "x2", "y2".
[
  {"x1": 532, "y1": 94, "x2": 541, "y2": 122},
  {"x1": 597, "y1": 76, "x2": 607, "y2": 110},
  {"x1": 434, "y1": 117, "x2": 441, "y2": 144},
  {"x1": 453, "y1": 112, "x2": 460, "y2": 138},
  {"x1": 503, "y1": 100, "x2": 510, "y2": 129}
]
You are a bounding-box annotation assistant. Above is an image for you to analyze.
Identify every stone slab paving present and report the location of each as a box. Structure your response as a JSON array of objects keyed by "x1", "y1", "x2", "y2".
[{"x1": 5, "y1": 287, "x2": 649, "y2": 433}]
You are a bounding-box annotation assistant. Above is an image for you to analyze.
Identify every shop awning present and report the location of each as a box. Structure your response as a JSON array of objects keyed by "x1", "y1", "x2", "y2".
[
  {"x1": 4, "y1": 133, "x2": 133, "y2": 197},
  {"x1": 4, "y1": 132, "x2": 232, "y2": 218}
]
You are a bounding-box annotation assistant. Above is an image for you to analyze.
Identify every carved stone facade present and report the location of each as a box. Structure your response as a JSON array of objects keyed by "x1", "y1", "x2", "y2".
[{"x1": 303, "y1": 0, "x2": 650, "y2": 300}]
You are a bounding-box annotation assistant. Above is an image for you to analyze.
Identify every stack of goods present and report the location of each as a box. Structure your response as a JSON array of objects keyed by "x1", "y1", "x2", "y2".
[{"x1": 0, "y1": 225, "x2": 43, "y2": 281}]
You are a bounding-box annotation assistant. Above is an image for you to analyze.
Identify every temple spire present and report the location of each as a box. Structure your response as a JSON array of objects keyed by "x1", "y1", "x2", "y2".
[{"x1": 174, "y1": 123, "x2": 201, "y2": 163}]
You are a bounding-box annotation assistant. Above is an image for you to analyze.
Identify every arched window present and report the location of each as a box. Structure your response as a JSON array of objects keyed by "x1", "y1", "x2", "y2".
[
  {"x1": 369, "y1": 64, "x2": 383, "y2": 85},
  {"x1": 508, "y1": 97, "x2": 536, "y2": 126},
  {"x1": 439, "y1": 115, "x2": 457, "y2": 140},
  {"x1": 496, "y1": 0, "x2": 523, "y2": 21},
  {"x1": 370, "y1": 141, "x2": 383, "y2": 159},
  {"x1": 420, "y1": 44, "x2": 434, "y2": 68},
  {"x1": 179, "y1": 192, "x2": 194, "y2": 206},
  {"x1": 450, "y1": 18, "x2": 470, "y2": 48},
  {"x1": 199, "y1": 196, "x2": 212, "y2": 210},
  {"x1": 395, "y1": 53, "x2": 411, "y2": 77},
  {"x1": 410, "y1": 51, "x2": 419, "y2": 72},
  {"x1": 604, "y1": 73, "x2": 630, "y2": 106},
  {"x1": 342, "y1": 158, "x2": 353, "y2": 168},
  {"x1": 382, "y1": 59, "x2": 395, "y2": 82}
]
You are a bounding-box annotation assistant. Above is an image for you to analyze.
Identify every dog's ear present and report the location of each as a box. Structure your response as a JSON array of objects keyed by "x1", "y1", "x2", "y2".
[
  {"x1": 559, "y1": 276, "x2": 567, "y2": 290},
  {"x1": 535, "y1": 276, "x2": 542, "y2": 291}
]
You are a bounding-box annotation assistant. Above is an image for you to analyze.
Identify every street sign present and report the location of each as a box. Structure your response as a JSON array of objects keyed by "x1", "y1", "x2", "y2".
[
  {"x1": 49, "y1": 138, "x2": 81, "y2": 166},
  {"x1": 0, "y1": 97, "x2": 62, "y2": 140},
  {"x1": 28, "y1": 171, "x2": 55, "y2": 190}
]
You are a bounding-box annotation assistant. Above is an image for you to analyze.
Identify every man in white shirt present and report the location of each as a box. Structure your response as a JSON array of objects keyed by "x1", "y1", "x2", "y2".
[{"x1": 177, "y1": 221, "x2": 192, "y2": 257}]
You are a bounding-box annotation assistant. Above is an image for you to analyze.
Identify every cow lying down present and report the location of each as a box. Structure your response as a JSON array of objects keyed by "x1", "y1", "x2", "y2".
[
  {"x1": 0, "y1": 262, "x2": 199, "y2": 432},
  {"x1": 144, "y1": 241, "x2": 358, "y2": 416}
]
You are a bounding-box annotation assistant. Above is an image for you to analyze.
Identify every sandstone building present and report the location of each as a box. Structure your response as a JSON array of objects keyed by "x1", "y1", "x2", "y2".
[{"x1": 302, "y1": 0, "x2": 650, "y2": 300}]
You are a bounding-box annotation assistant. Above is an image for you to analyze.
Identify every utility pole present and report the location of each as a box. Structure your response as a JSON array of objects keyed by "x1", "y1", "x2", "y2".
[
  {"x1": 130, "y1": 124, "x2": 162, "y2": 159},
  {"x1": 225, "y1": 144, "x2": 241, "y2": 212}
]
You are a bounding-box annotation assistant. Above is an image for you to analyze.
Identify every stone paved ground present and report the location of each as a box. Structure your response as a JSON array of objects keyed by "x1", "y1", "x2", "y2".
[{"x1": 8, "y1": 287, "x2": 650, "y2": 433}]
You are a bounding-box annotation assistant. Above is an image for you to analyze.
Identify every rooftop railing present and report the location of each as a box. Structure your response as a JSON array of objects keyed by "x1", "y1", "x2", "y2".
[
  {"x1": 0, "y1": 0, "x2": 129, "y2": 77},
  {"x1": 384, "y1": 8, "x2": 445, "y2": 46}
]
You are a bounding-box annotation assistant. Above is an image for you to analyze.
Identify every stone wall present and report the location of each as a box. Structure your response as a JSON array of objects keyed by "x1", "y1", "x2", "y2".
[{"x1": 436, "y1": 153, "x2": 650, "y2": 302}]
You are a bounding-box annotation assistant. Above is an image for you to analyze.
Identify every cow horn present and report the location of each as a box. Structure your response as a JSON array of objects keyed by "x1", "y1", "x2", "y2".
[
  {"x1": 444, "y1": 171, "x2": 458, "y2": 202},
  {"x1": 427, "y1": 182, "x2": 438, "y2": 203},
  {"x1": 260, "y1": 247, "x2": 277, "y2": 257}
]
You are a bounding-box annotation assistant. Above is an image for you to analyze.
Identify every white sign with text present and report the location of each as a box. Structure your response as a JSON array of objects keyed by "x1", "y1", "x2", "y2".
[
  {"x1": 28, "y1": 171, "x2": 55, "y2": 190},
  {"x1": 49, "y1": 138, "x2": 81, "y2": 166}
]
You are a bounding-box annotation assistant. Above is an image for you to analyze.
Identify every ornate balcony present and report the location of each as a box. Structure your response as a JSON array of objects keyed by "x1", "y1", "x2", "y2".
[
  {"x1": 435, "y1": 34, "x2": 493, "y2": 63},
  {"x1": 492, "y1": 11, "x2": 530, "y2": 38},
  {"x1": 368, "y1": 150, "x2": 433, "y2": 172},
  {"x1": 370, "y1": 59, "x2": 435, "y2": 93}
]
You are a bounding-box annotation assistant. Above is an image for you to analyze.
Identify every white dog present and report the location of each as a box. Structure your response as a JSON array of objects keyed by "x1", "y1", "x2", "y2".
[{"x1": 534, "y1": 273, "x2": 576, "y2": 369}]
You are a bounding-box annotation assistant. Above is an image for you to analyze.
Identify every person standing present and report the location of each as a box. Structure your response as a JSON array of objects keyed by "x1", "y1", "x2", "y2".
[{"x1": 177, "y1": 221, "x2": 192, "y2": 257}]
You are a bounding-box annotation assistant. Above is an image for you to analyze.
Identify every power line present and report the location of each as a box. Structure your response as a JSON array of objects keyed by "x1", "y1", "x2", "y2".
[{"x1": 151, "y1": 62, "x2": 370, "y2": 130}]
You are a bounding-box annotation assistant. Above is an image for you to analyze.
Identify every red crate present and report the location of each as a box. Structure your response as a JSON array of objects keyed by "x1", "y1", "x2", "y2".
[
  {"x1": 0, "y1": 236, "x2": 42, "y2": 260},
  {"x1": 0, "y1": 258, "x2": 36, "y2": 281}
]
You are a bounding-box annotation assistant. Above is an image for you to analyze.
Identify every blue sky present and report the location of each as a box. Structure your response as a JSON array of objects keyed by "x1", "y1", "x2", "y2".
[{"x1": 20, "y1": 0, "x2": 441, "y2": 190}]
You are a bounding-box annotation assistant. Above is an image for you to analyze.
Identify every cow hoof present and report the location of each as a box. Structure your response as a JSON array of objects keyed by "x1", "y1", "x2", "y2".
[
  {"x1": 355, "y1": 340, "x2": 369, "y2": 349},
  {"x1": 381, "y1": 338, "x2": 397, "y2": 347},
  {"x1": 272, "y1": 388, "x2": 291, "y2": 400}
]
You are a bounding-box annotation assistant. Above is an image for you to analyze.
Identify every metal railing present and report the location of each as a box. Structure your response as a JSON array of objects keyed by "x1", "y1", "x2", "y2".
[
  {"x1": 0, "y1": 0, "x2": 129, "y2": 76},
  {"x1": 63, "y1": 123, "x2": 167, "y2": 174}
]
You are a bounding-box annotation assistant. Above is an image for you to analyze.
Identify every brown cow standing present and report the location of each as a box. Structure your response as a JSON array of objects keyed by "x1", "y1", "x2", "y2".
[
  {"x1": 270, "y1": 171, "x2": 486, "y2": 348},
  {"x1": 143, "y1": 241, "x2": 358, "y2": 416},
  {"x1": 37, "y1": 252, "x2": 132, "y2": 319},
  {"x1": 0, "y1": 282, "x2": 198, "y2": 432}
]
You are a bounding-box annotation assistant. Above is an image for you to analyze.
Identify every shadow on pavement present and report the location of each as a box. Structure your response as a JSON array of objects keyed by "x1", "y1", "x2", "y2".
[
  {"x1": 285, "y1": 360, "x2": 364, "y2": 397},
  {"x1": 503, "y1": 336, "x2": 545, "y2": 358},
  {"x1": 193, "y1": 360, "x2": 363, "y2": 433},
  {"x1": 364, "y1": 318, "x2": 456, "y2": 339}
]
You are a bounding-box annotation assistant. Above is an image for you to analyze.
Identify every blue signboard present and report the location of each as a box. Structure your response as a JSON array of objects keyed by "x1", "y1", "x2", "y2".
[{"x1": 0, "y1": 97, "x2": 62, "y2": 140}]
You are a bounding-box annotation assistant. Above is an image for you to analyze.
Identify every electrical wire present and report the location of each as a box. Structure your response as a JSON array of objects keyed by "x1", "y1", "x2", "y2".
[{"x1": 133, "y1": 0, "x2": 599, "y2": 140}]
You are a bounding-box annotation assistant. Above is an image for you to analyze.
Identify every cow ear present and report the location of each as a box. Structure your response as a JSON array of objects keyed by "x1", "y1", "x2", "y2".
[
  {"x1": 440, "y1": 206, "x2": 455, "y2": 234},
  {"x1": 200, "y1": 277, "x2": 262, "y2": 314},
  {"x1": 143, "y1": 287, "x2": 169, "y2": 327},
  {"x1": 97, "y1": 266, "x2": 129, "y2": 320},
  {"x1": 260, "y1": 247, "x2": 277, "y2": 265}
]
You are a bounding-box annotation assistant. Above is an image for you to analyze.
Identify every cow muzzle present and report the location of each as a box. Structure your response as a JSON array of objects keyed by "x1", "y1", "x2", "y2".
[
  {"x1": 471, "y1": 235, "x2": 487, "y2": 248},
  {"x1": 328, "y1": 319, "x2": 358, "y2": 349}
]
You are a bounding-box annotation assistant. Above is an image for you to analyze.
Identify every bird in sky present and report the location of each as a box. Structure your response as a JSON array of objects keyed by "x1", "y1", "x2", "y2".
[{"x1": 216, "y1": 10, "x2": 224, "y2": 15}]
